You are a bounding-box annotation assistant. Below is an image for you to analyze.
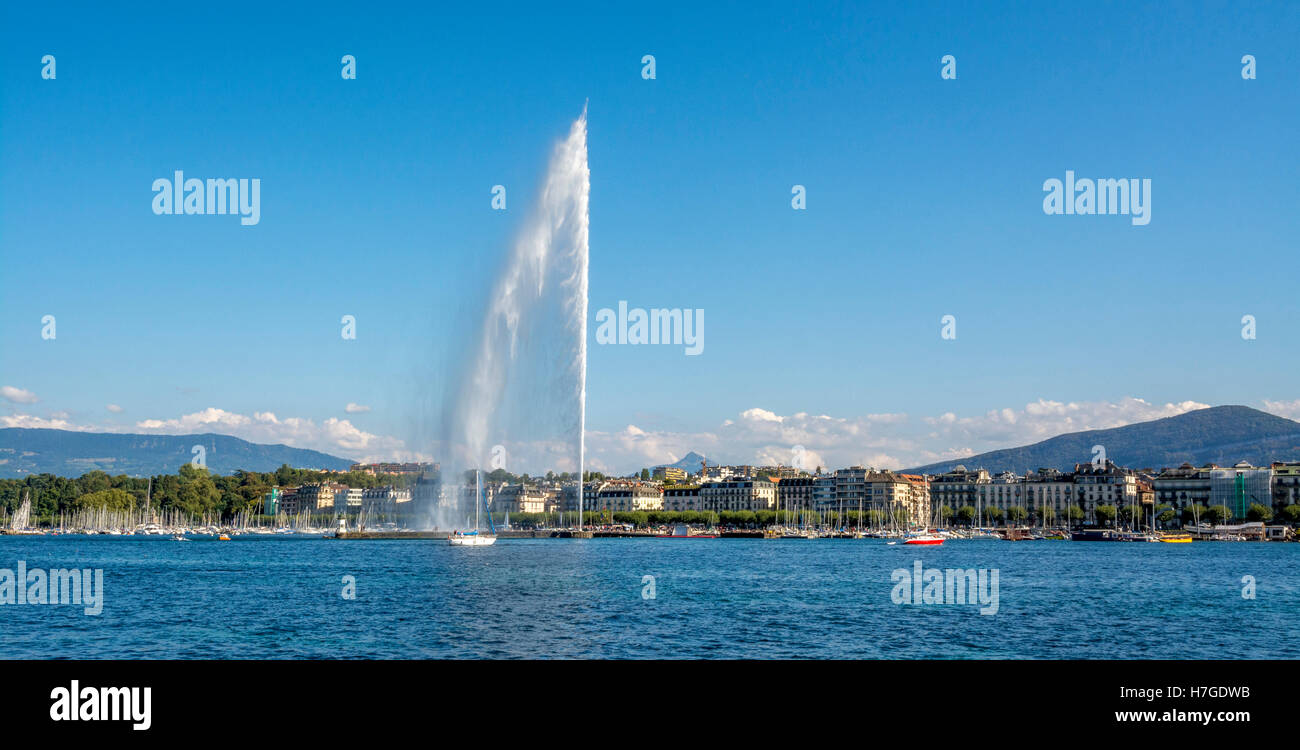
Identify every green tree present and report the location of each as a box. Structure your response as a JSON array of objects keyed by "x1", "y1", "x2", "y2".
[
  {"x1": 1246, "y1": 503, "x2": 1273, "y2": 523},
  {"x1": 955, "y1": 506, "x2": 976, "y2": 525},
  {"x1": 175, "y1": 464, "x2": 223, "y2": 517},
  {"x1": 1094, "y1": 504, "x2": 1117, "y2": 526},
  {"x1": 1006, "y1": 506, "x2": 1028, "y2": 524},
  {"x1": 75, "y1": 488, "x2": 135, "y2": 512}
]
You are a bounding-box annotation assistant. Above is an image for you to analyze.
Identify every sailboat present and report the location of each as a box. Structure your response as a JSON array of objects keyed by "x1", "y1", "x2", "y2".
[
  {"x1": 901, "y1": 504, "x2": 943, "y2": 545},
  {"x1": 450, "y1": 469, "x2": 497, "y2": 546}
]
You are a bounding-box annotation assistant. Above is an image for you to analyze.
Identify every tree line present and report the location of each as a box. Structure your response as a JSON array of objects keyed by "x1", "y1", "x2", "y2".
[{"x1": 0, "y1": 464, "x2": 424, "y2": 524}]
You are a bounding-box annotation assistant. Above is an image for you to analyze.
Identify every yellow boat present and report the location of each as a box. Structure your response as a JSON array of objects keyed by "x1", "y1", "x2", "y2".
[
  {"x1": 217, "y1": 533, "x2": 231, "y2": 541},
  {"x1": 1159, "y1": 534, "x2": 1192, "y2": 543}
]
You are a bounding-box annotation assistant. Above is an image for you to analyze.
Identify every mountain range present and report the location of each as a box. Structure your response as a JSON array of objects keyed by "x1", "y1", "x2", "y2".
[
  {"x1": 0, "y1": 428, "x2": 353, "y2": 478},
  {"x1": 902, "y1": 405, "x2": 1300, "y2": 475},
  {"x1": 3, "y1": 405, "x2": 1298, "y2": 480}
]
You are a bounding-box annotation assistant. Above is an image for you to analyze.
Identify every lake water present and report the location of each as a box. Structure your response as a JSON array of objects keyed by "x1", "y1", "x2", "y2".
[{"x1": 0, "y1": 536, "x2": 1295, "y2": 659}]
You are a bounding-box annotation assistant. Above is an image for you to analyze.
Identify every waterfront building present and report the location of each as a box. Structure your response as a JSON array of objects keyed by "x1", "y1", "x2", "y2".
[
  {"x1": 1153, "y1": 463, "x2": 1214, "y2": 512},
  {"x1": 663, "y1": 485, "x2": 702, "y2": 512},
  {"x1": 776, "y1": 476, "x2": 816, "y2": 513},
  {"x1": 1072, "y1": 460, "x2": 1138, "y2": 522},
  {"x1": 864, "y1": 470, "x2": 928, "y2": 524},
  {"x1": 297, "y1": 483, "x2": 336, "y2": 512},
  {"x1": 458, "y1": 481, "x2": 498, "y2": 513},
  {"x1": 495, "y1": 483, "x2": 550, "y2": 514},
  {"x1": 542, "y1": 489, "x2": 562, "y2": 514},
  {"x1": 1209, "y1": 462, "x2": 1272, "y2": 519},
  {"x1": 560, "y1": 482, "x2": 601, "y2": 512},
  {"x1": 813, "y1": 476, "x2": 836, "y2": 511},
  {"x1": 834, "y1": 467, "x2": 868, "y2": 509},
  {"x1": 898, "y1": 474, "x2": 931, "y2": 523},
  {"x1": 592, "y1": 481, "x2": 664, "y2": 512},
  {"x1": 263, "y1": 487, "x2": 281, "y2": 515},
  {"x1": 361, "y1": 485, "x2": 412, "y2": 512},
  {"x1": 929, "y1": 466, "x2": 991, "y2": 513},
  {"x1": 974, "y1": 471, "x2": 1022, "y2": 516},
  {"x1": 333, "y1": 486, "x2": 364, "y2": 512},
  {"x1": 699, "y1": 478, "x2": 776, "y2": 512},
  {"x1": 1272, "y1": 462, "x2": 1300, "y2": 507},
  {"x1": 1019, "y1": 468, "x2": 1076, "y2": 522},
  {"x1": 277, "y1": 487, "x2": 301, "y2": 516}
]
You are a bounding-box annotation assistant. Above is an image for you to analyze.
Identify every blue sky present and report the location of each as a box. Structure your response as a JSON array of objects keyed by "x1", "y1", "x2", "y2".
[{"x1": 1, "y1": 1, "x2": 1297, "y2": 473}]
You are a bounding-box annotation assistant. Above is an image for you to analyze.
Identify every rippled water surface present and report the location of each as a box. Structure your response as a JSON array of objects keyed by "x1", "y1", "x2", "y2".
[{"x1": 1, "y1": 536, "x2": 1295, "y2": 659}]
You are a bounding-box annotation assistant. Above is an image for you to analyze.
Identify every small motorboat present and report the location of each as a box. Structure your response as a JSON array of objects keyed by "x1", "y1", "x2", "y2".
[{"x1": 903, "y1": 531, "x2": 944, "y2": 546}]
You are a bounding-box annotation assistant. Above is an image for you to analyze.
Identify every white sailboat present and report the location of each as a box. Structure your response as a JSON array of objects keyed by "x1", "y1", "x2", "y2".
[{"x1": 449, "y1": 469, "x2": 497, "y2": 546}]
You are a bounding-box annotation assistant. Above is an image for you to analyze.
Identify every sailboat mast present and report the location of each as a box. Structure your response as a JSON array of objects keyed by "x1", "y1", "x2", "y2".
[{"x1": 476, "y1": 469, "x2": 481, "y2": 531}]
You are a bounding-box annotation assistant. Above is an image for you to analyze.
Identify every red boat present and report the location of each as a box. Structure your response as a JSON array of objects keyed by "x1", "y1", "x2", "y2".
[{"x1": 903, "y1": 532, "x2": 944, "y2": 545}]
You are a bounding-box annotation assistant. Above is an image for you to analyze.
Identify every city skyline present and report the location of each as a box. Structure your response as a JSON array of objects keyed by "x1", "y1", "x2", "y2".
[{"x1": 2, "y1": 2, "x2": 1297, "y2": 475}]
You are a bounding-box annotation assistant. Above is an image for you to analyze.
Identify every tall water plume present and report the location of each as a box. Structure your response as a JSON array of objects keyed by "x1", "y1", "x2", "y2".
[{"x1": 433, "y1": 108, "x2": 589, "y2": 526}]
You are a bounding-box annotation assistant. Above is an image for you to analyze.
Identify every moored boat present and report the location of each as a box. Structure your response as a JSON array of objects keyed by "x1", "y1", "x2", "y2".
[
  {"x1": 449, "y1": 530, "x2": 497, "y2": 546},
  {"x1": 1070, "y1": 529, "x2": 1122, "y2": 541},
  {"x1": 450, "y1": 469, "x2": 497, "y2": 547},
  {"x1": 903, "y1": 530, "x2": 944, "y2": 545},
  {"x1": 658, "y1": 524, "x2": 716, "y2": 539}
]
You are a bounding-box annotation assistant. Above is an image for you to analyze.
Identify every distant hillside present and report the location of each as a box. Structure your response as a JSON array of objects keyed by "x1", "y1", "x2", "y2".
[
  {"x1": 0, "y1": 429, "x2": 354, "y2": 478},
  {"x1": 905, "y1": 405, "x2": 1300, "y2": 475},
  {"x1": 653, "y1": 451, "x2": 709, "y2": 473}
]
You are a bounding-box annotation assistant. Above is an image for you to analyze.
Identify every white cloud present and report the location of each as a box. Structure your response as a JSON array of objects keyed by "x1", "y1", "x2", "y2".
[
  {"x1": 106, "y1": 404, "x2": 124, "y2": 413},
  {"x1": 132, "y1": 407, "x2": 418, "y2": 462},
  {"x1": 584, "y1": 397, "x2": 1215, "y2": 474},
  {"x1": 1262, "y1": 400, "x2": 1300, "y2": 421},
  {"x1": 3, "y1": 396, "x2": 1291, "y2": 475},
  {"x1": 0, "y1": 413, "x2": 87, "y2": 430},
  {"x1": 345, "y1": 403, "x2": 371, "y2": 414},
  {"x1": 1, "y1": 386, "x2": 39, "y2": 404}
]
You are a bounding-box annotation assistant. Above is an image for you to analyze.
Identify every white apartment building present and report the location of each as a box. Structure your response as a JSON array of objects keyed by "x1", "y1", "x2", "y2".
[
  {"x1": 495, "y1": 483, "x2": 550, "y2": 514},
  {"x1": 592, "y1": 481, "x2": 664, "y2": 512},
  {"x1": 332, "y1": 486, "x2": 365, "y2": 512},
  {"x1": 699, "y1": 479, "x2": 777, "y2": 512}
]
